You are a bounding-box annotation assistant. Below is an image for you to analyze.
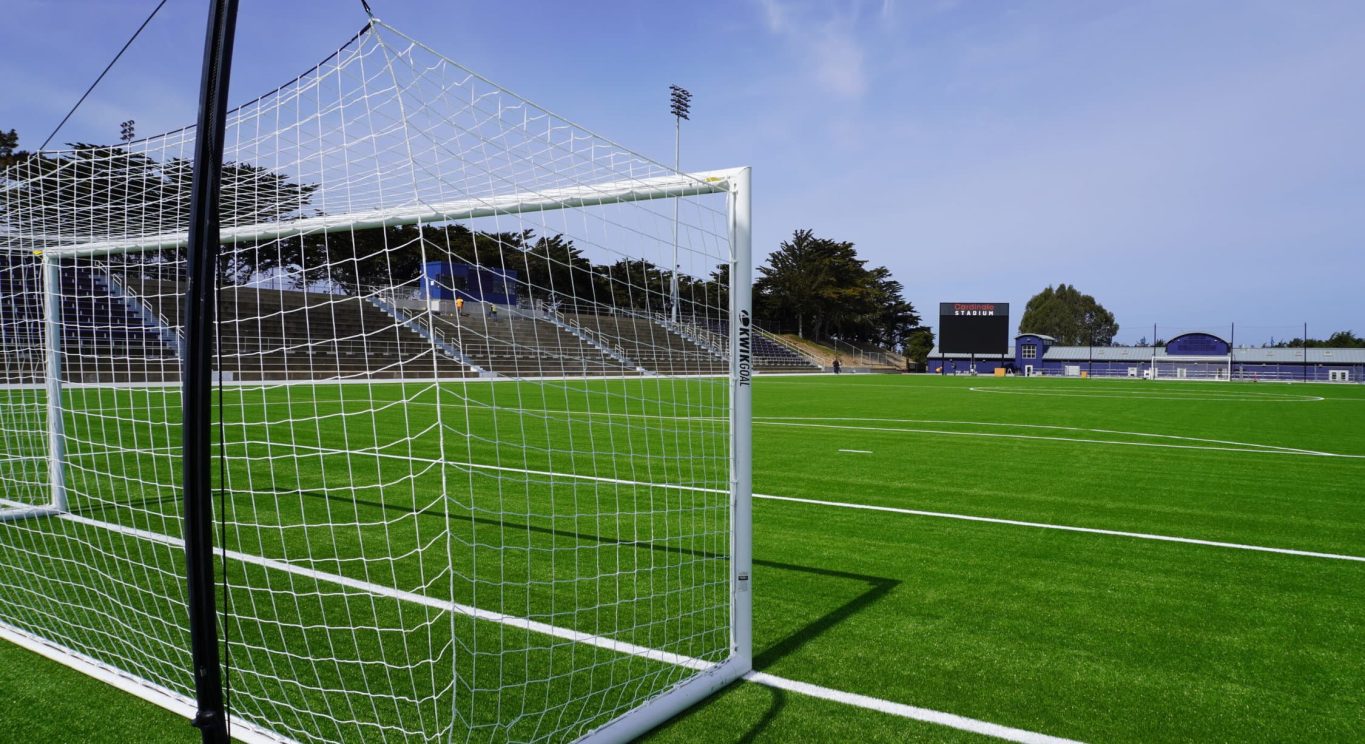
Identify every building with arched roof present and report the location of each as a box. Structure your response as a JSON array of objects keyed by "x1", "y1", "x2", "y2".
[{"x1": 928, "y1": 331, "x2": 1363, "y2": 382}]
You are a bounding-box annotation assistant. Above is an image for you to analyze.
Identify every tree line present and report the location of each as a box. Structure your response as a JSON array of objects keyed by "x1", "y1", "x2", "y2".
[
  {"x1": 754, "y1": 229, "x2": 928, "y2": 353},
  {"x1": 1268, "y1": 331, "x2": 1365, "y2": 348},
  {"x1": 0, "y1": 137, "x2": 729, "y2": 315},
  {"x1": 3, "y1": 134, "x2": 928, "y2": 354}
]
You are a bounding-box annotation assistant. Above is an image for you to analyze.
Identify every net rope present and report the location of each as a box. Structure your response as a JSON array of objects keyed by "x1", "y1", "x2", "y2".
[{"x1": 0, "y1": 19, "x2": 737, "y2": 743}]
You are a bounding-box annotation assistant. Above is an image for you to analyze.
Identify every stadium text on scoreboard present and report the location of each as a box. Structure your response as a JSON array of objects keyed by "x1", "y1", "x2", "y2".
[
  {"x1": 938, "y1": 301, "x2": 1010, "y2": 355},
  {"x1": 948, "y1": 303, "x2": 1002, "y2": 316}
]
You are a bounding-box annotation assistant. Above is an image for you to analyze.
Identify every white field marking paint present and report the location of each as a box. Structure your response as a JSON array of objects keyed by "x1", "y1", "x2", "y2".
[
  {"x1": 757, "y1": 417, "x2": 1336, "y2": 456},
  {"x1": 968, "y1": 386, "x2": 1323, "y2": 403},
  {"x1": 838, "y1": 449, "x2": 874, "y2": 454},
  {"x1": 742, "y1": 672, "x2": 1084, "y2": 744},
  {"x1": 50, "y1": 511, "x2": 1074, "y2": 744},
  {"x1": 452, "y1": 405, "x2": 1352, "y2": 457},
  {"x1": 754, "y1": 493, "x2": 1365, "y2": 563},
  {"x1": 754, "y1": 420, "x2": 1365, "y2": 459},
  {"x1": 0, "y1": 623, "x2": 289, "y2": 744},
  {"x1": 56, "y1": 511, "x2": 710, "y2": 670},
  {"x1": 366, "y1": 405, "x2": 1350, "y2": 459},
  {"x1": 203, "y1": 443, "x2": 1365, "y2": 562}
]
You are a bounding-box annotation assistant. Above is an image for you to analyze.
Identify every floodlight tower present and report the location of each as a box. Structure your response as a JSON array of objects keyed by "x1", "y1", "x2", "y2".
[
  {"x1": 120, "y1": 119, "x2": 136, "y2": 143},
  {"x1": 669, "y1": 84, "x2": 691, "y2": 324}
]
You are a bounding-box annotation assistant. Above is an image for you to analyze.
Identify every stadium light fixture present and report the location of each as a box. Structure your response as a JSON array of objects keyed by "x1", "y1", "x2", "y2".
[
  {"x1": 668, "y1": 85, "x2": 691, "y2": 324},
  {"x1": 120, "y1": 119, "x2": 136, "y2": 143}
]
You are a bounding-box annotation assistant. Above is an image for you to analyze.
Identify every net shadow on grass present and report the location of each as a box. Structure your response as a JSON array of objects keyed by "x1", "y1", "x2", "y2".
[
  {"x1": 291, "y1": 487, "x2": 897, "y2": 739},
  {"x1": 72, "y1": 485, "x2": 899, "y2": 674},
  {"x1": 70, "y1": 493, "x2": 180, "y2": 519},
  {"x1": 62, "y1": 485, "x2": 894, "y2": 742}
]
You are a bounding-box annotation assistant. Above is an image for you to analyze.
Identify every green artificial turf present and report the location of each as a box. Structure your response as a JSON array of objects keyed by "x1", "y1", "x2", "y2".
[{"x1": 1, "y1": 374, "x2": 1363, "y2": 742}]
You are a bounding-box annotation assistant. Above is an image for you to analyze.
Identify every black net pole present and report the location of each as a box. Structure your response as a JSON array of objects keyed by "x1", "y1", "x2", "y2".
[
  {"x1": 1303, "y1": 322, "x2": 1309, "y2": 382},
  {"x1": 182, "y1": 0, "x2": 239, "y2": 742}
]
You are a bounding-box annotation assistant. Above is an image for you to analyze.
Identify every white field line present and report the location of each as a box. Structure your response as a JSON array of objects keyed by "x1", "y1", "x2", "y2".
[
  {"x1": 757, "y1": 377, "x2": 1338, "y2": 400},
  {"x1": 754, "y1": 420, "x2": 1365, "y2": 459},
  {"x1": 387, "y1": 405, "x2": 1348, "y2": 458},
  {"x1": 838, "y1": 449, "x2": 874, "y2": 454},
  {"x1": 431, "y1": 459, "x2": 1365, "y2": 562},
  {"x1": 0, "y1": 623, "x2": 288, "y2": 744},
  {"x1": 49, "y1": 511, "x2": 1074, "y2": 744},
  {"x1": 757, "y1": 416, "x2": 1330, "y2": 455},
  {"x1": 968, "y1": 386, "x2": 1323, "y2": 403},
  {"x1": 197, "y1": 441, "x2": 1365, "y2": 564},
  {"x1": 297, "y1": 402, "x2": 1348, "y2": 458},
  {"x1": 56, "y1": 512, "x2": 707, "y2": 671},
  {"x1": 754, "y1": 493, "x2": 1365, "y2": 563},
  {"x1": 743, "y1": 671, "x2": 1082, "y2": 744}
]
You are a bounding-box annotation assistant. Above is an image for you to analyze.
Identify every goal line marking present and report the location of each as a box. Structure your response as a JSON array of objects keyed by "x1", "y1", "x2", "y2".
[
  {"x1": 44, "y1": 511, "x2": 1078, "y2": 744},
  {"x1": 0, "y1": 623, "x2": 285, "y2": 744},
  {"x1": 743, "y1": 671, "x2": 1082, "y2": 744}
]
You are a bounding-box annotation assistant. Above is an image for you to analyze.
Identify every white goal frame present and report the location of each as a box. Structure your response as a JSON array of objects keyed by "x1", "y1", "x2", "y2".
[
  {"x1": 4, "y1": 166, "x2": 753, "y2": 743},
  {"x1": 0, "y1": 254, "x2": 67, "y2": 523},
  {"x1": 1152, "y1": 355, "x2": 1232, "y2": 381}
]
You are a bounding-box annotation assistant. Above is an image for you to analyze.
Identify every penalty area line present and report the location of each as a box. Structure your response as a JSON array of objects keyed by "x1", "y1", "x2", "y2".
[{"x1": 754, "y1": 493, "x2": 1365, "y2": 563}]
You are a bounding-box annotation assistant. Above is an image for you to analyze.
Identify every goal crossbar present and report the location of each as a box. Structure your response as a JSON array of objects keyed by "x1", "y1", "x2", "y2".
[{"x1": 36, "y1": 169, "x2": 744, "y2": 258}]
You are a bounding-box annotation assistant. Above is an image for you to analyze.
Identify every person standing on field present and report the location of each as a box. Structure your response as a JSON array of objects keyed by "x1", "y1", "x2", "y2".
[{"x1": 832, "y1": 358, "x2": 841, "y2": 374}]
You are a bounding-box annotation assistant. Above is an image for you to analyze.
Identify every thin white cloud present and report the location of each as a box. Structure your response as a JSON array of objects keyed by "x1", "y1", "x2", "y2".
[
  {"x1": 812, "y1": 27, "x2": 868, "y2": 98},
  {"x1": 755, "y1": 0, "x2": 873, "y2": 99}
]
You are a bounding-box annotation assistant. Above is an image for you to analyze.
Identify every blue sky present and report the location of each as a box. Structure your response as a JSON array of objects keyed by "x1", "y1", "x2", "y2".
[{"x1": 4, "y1": 0, "x2": 1363, "y2": 343}]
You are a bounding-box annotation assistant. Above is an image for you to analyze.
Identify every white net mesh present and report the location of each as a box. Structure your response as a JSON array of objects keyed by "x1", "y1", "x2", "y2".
[{"x1": 0, "y1": 20, "x2": 744, "y2": 743}]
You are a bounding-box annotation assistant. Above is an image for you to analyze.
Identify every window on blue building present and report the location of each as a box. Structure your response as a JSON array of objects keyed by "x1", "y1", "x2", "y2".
[{"x1": 1022, "y1": 343, "x2": 1037, "y2": 359}]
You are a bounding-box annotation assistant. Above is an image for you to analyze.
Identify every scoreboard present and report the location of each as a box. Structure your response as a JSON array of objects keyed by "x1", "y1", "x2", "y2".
[{"x1": 939, "y1": 302, "x2": 1010, "y2": 355}]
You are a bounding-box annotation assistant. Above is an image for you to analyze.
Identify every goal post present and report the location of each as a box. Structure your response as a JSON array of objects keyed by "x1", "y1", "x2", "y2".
[
  {"x1": 0, "y1": 17, "x2": 752, "y2": 744},
  {"x1": 0, "y1": 250, "x2": 64, "y2": 523},
  {"x1": 1153, "y1": 355, "x2": 1232, "y2": 381}
]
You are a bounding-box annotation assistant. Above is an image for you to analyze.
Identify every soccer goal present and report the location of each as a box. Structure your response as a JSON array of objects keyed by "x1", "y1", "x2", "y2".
[
  {"x1": 0, "y1": 17, "x2": 751, "y2": 744},
  {"x1": 1153, "y1": 356, "x2": 1232, "y2": 381}
]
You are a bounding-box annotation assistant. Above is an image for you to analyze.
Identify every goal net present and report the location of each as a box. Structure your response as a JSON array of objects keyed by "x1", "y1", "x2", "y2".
[
  {"x1": 1153, "y1": 356, "x2": 1232, "y2": 381},
  {"x1": 0, "y1": 19, "x2": 751, "y2": 743}
]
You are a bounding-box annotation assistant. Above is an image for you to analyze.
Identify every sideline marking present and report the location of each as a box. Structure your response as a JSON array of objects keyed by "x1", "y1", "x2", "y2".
[
  {"x1": 755, "y1": 419, "x2": 1365, "y2": 459},
  {"x1": 47, "y1": 511, "x2": 1078, "y2": 744},
  {"x1": 968, "y1": 386, "x2": 1322, "y2": 403},
  {"x1": 192, "y1": 444, "x2": 1365, "y2": 563},
  {"x1": 838, "y1": 448, "x2": 874, "y2": 454},
  {"x1": 761, "y1": 416, "x2": 1333, "y2": 456},
  {"x1": 754, "y1": 493, "x2": 1365, "y2": 563}
]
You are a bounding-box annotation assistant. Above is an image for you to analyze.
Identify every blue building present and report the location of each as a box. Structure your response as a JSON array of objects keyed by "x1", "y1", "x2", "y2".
[{"x1": 929, "y1": 331, "x2": 1364, "y2": 382}]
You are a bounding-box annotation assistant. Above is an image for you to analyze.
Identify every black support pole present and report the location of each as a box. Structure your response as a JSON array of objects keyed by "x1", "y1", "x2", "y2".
[
  {"x1": 182, "y1": 1, "x2": 239, "y2": 742},
  {"x1": 1303, "y1": 322, "x2": 1309, "y2": 382},
  {"x1": 1230, "y1": 322, "x2": 1236, "y2": 380}
]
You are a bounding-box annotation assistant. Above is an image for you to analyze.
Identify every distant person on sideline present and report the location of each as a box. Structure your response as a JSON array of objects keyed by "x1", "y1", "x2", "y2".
[
  {"x1": 832, "y1": 358, "x2": 841, "y2": 374},
  {"x1": 455, "y1": 296, "x2": 464, "y2": 315}
]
